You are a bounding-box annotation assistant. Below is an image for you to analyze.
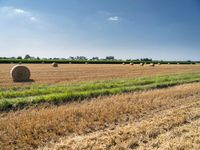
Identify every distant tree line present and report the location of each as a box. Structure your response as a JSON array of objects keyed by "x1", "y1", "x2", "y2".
[
  {"x1": 0, "y1": 54, "x2": 155, "y2": 61},
  {"x1": 0, "y1": 54, "x2": 196, "y2": 64}
]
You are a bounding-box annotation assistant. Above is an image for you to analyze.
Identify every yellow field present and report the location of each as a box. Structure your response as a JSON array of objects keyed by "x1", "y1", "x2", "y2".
[
  {"x1": 0, "y1": 64, "x2": 200, "y2": 149},
  {"x1": 1, "y1": 64, "x2": 200, "y2": 87},
  {"x1": 0, "y1": 82, "x2": 199, "y2": 149}
]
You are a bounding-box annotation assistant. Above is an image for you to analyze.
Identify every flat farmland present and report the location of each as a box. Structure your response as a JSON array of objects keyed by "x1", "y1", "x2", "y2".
[
  {"x1": 1, "y1": 64, "x2": 200, "y2": 87},
  {"x1": 1, "y1": 64, "x2": 200, "y2": 149}
]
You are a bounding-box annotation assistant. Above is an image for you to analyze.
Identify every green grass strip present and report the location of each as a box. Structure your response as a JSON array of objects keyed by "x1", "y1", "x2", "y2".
[{"x1": 1, "y1": 72, "x2": 200, "y2": 111}]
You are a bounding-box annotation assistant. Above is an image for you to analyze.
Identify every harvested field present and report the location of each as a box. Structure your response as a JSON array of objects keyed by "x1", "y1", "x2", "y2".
[
  {"x1": 1, "y1": 82, "x2": 200, "y2": 149},
  {"x1": 1, "y1": 64, "x2": 200, "y2": 87},
  {"x1": 1, "y1": 64, "x2": 200, "y2": 149}
]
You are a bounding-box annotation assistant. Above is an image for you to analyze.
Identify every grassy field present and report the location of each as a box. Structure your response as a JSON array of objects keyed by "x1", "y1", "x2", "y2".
[{"x1": 0, "y1": 64, "x2": 200, "y2": 149}]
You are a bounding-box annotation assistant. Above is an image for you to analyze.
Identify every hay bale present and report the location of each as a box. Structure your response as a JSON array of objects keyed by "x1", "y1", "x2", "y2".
[
  {"x1": 52, "y1": 62, "x2": 58, "y2": 67},
  {"x1": 150, "y1": 63, "x2": 155, "y2": 67},
  {"x1": 122, "y1": 63, "x2": 126, "y2": 65},
  {"x1": 130, "y1": 63, "x2": 134, "y2": 65},
  {"x1": 140, "y1": 63, "x2": 144, "y2": 66},
  {"x1": 10, "y1": 65, "x2": 31, "y2": 82}
]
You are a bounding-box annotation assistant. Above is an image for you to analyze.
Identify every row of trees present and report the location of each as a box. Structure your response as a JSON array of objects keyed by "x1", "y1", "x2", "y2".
[{"x1": 0, "y1": 55, "x2": 154, "y2": 61}]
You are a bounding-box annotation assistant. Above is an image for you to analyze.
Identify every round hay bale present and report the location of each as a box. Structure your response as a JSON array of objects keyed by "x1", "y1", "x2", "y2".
[
  {"x1": 122, "y1": 63, "x2": 126, "y2": 65},
  {"x1": 52, "y1": 62, "x2": 58, "y2": 67},
  {"x1": 130, "y1": 63, "x2": 133, "y2": 65},
  {"x1": 150, "y1": 63, "x2": 155, "y2": 67},
  {"x1": 140, "y1": 63, "x2": 144, "y2": 66},
  {"x1": 10, "y1": 65, "x2": 31, "y2": 82}
]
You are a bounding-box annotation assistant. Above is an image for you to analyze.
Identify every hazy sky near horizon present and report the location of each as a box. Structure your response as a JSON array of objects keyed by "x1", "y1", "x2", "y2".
[{"x1": 0, "y1": 0, "x2": 200, "y2": 60}]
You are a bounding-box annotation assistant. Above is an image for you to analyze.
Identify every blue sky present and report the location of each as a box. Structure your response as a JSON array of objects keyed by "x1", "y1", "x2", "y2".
[{"x1": 0, "y1": 0, "x2": 200, "y2": 60}]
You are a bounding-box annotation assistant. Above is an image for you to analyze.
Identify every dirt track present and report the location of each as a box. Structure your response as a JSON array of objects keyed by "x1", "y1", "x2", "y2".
[{"x1": 1, "y1": 64, "x2": 200, "y2": 87}]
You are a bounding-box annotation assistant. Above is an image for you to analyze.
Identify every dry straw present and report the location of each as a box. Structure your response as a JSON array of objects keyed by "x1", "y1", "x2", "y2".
[{"x1": 10, "y1": 65, "x2": 31, "y2": 82}]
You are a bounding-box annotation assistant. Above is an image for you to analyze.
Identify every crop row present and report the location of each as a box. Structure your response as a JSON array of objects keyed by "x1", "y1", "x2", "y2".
[{"x1": 1, "y1": 72, "x2": 200, "y2": 111}]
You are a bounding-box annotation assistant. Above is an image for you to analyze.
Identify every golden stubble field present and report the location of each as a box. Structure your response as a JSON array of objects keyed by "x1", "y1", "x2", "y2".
[
  {"x1": 1, "y1": 64, "x2": 200, "y2": 87},
  {"x1": 1, "y1": 64, "x2": 200, "y2": 149},
  {"x1": 1, "y1": 83, "x2": 200, "y2": 149}
]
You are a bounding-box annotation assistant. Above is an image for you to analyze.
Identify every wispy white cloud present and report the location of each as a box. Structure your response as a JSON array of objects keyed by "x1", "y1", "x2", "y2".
[
  {"x1": 108, "y1": 16, "x2": 119, "y2": 21},
  {"x1": 30, "y1": 16, "x2": 37, "y2": 22},
  {"x1": 14, "y1": 8, "x2": 26, "y2": 14},
  {"x1": 0, "y1": 6, "x2": 38, "y2": 22}
]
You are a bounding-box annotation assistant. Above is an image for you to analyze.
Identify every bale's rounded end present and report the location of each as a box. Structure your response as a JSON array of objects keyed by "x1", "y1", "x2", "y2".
[
  {"x1": 52, "y1": 62, "x2": 58, "y2": 67},
  {"x1": 10, "y1": 65, "x2": 31, "y2": 82}
]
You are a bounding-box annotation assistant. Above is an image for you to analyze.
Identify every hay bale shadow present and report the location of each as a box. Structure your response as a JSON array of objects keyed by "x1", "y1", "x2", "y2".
[{"x1": 14, "y1": 79, "x2": 35, "y2": 83}]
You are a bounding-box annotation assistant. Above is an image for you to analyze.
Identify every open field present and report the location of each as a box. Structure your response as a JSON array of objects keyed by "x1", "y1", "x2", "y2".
[
  {"x1": 0, "y1": 83, "x2": 200, "y2": 149},
  {"x1": 1, "y1": 64, "x2": 200, "y2": 149},
  {"x1": 1, "y1": 64, "x2": 200, "y2": 87}
]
